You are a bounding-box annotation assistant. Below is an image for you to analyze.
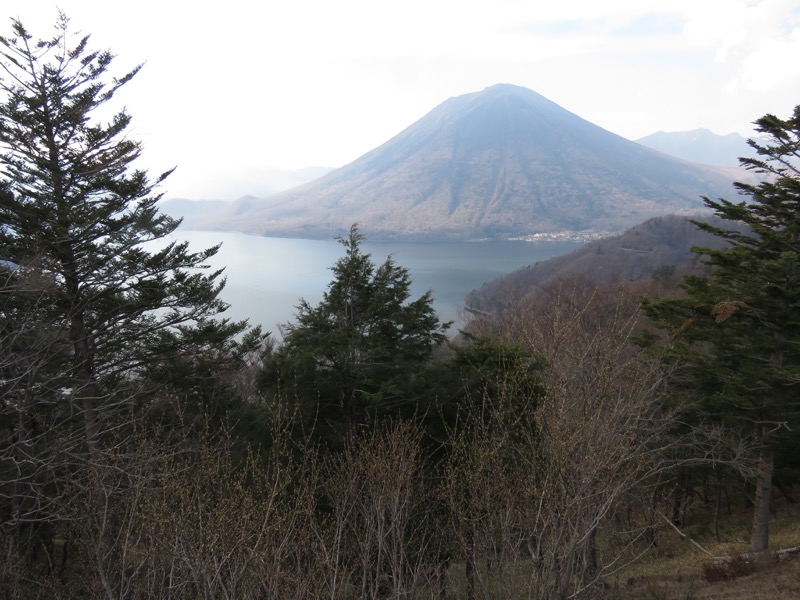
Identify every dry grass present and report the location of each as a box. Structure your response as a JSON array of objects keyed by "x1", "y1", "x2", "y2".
[
  {"x1": 611, "y1": 558, "x2": 800, "y2": 600},
  {"x1": 605, "y1": 501, "x2": 800, "y2": 600}
]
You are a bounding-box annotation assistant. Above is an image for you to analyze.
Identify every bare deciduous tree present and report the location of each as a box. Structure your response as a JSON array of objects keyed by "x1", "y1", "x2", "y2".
[{"x1": 450, "y1": 277, "x2": 753, "y2": 599}]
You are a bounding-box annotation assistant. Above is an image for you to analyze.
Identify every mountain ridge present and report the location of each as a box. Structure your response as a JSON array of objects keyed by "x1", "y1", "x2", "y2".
[
  {"x1": 463, "y1": 214, "x2": 743, "y2": 314},
  {"x1": 635, "y1": 128, "x2": 756, "y2": 167}
]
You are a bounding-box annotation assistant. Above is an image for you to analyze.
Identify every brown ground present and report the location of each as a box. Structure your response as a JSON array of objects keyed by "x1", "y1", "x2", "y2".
[{"x1": 605, "y1": 502, "x2": 800, "y2": 599}]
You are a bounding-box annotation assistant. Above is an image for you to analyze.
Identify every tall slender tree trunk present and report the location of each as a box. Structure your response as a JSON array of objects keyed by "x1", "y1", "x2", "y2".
[
  {"x1": 749, "y1": 424, "x2": 773, "y2": 554},
  {"x1": 584, "y1": 526, "x2": 598, "y2": 580},
  {"x1": 64, "y1": 249, "x2": 102, "y2": 463},
  {"x1": 750, "y1": 339, "x2": 785, "y2": 554},
  {"x1": 71, "y1": 313, "x2": 102, "y2": 462}
]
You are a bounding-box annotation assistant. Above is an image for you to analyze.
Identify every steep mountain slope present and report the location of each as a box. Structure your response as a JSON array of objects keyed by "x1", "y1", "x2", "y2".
[
  {"x1": 192, "y1": 84, "x2": 738, "y2": 240},
  {"x1": 464, "y1": 214, "x2": 742, "y2": 313}
]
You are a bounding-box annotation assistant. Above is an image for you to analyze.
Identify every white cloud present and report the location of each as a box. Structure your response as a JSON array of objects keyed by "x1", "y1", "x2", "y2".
[
  {"x1": 3, "y1": 0, "x2": 798, "y2": 198},
  {"x1": 680, "y1": 0, "x2": 800, "y2": 88}
]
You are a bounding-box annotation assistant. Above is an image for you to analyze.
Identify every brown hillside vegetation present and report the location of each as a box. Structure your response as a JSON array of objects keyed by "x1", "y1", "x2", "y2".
[
  {"x1": 462, "y1": 277, "x2": 800, "y2": 600},
  {"x1": 465, "y1": 214, "x2": 744, "y2": 314}
]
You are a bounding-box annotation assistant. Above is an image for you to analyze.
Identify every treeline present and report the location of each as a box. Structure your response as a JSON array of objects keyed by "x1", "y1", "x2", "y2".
[{"x1": 2, "y1": 12, "x2": 799, "y2": 600}]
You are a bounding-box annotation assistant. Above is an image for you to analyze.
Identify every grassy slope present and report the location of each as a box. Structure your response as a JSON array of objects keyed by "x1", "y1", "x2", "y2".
[
  {"x1": 436, "y1": 499, "x2": 800, "y2": 598},
  {"x1": 607, "y1": 501, "x2": 800, "y2": 599}
]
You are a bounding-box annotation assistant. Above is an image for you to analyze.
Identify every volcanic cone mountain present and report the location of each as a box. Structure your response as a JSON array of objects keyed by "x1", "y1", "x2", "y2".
[{"x1": 198, "y1": 84, "x2": 737, "y2": 240}]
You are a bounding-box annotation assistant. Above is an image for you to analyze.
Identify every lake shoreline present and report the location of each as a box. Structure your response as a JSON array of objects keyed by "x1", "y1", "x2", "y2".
[{"x1": 169, "y1": 230, "x2": 585, "y2": 335}]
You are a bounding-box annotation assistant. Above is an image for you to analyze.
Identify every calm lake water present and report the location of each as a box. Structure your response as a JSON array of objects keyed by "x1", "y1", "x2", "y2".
[{"x1": 172, "y1": 230, "x2": 584, "y2": 336}]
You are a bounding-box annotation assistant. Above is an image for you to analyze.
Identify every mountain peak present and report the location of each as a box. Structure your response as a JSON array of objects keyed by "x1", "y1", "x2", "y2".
[
  {"x1": 188, "y1": 85, "x2": 735, "y2": 240},
  {"x1": 477, "y1": 83, "x2": 549, "y2": 98}
]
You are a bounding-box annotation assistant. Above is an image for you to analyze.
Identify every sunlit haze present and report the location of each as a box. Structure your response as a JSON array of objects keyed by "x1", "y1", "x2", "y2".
[{"x1": 5, "y1": 0, "x2": 800, "y2": 199}]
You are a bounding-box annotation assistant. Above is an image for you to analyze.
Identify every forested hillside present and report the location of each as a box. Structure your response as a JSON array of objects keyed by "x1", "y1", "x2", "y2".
[
  {"x1": 464, "y1": 214, "x2": 749, "y2": 315},
  {"x1": 2, "y1": 14, "x2": 799, "y2": 600}
]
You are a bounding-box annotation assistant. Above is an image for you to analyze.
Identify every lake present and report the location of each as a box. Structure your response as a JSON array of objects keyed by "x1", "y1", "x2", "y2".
[{"x1": 171, "y1": 230, "x2": 584, "y2": 336}]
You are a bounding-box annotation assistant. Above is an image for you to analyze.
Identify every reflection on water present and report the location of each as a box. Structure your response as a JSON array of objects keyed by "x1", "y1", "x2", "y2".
[{"x1": 169, "y1": 230, "x2": 584, "y2": 336}]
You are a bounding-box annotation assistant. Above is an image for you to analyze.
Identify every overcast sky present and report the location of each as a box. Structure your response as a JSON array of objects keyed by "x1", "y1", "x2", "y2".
[{"x1": 4, "y1": 1, "x2": 800, "y2": 199}]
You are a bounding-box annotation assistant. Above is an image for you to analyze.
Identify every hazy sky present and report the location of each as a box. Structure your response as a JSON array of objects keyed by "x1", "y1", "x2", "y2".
[{"x1": 4, "y1": 1, "x2": 800, "y2": 199}]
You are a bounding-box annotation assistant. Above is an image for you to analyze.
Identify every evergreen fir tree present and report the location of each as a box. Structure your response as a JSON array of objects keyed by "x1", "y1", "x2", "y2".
[
  {"x1": 0, "y1": 13, "x2": 261, "y2": 541},
  {"x1": 642, "y1": 105, "x2": 800, "y2": 553},
  {"x1": 259, "y1": 224, "x2": 449, "y2": 450}
]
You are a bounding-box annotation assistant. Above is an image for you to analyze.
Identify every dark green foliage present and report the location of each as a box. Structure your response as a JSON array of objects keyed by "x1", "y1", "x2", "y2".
[
  {"x1": 0, "y1": 13, "x2": 261, "y2": 412},
  {"x1": 432, "y1": 333, "x2": 546, "y2": 434},
  {"x1": 0, "y1": 12, "x2": 264, "y2": 559},
  {"x1": 258, "y1": 224, "x2": 449, "y2": 450},
  {"x1": 641, "y1": 104, "x2": 800, "y2": 552}
]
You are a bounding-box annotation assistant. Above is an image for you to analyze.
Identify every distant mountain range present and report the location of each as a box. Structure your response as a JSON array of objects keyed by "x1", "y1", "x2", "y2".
[
  {"x1": 159, "y1": 166, "x2": 333, "y2": 215},
  {"x1": 173, "y1": 84, "x2": 745, "y2": 241},
  {"x1": 635, "y1": 129, "x2": 756, "y2": 167}
]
